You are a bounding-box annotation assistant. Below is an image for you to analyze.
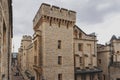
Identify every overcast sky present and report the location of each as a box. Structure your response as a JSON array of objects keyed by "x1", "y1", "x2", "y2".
[{"x1": 13, "y1": 0, "x2": 120, "y2": 52}]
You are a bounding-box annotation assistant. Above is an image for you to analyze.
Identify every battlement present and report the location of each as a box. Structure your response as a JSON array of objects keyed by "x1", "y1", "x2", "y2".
[
  {"x1": 22, "y1": 35, "x2": 32, "y2": 41},
  {"x1": 33, "y1": 3, "x2": 76, "y2": 28}
]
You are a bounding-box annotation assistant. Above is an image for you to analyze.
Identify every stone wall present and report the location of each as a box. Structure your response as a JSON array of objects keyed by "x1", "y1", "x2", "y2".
[
  {"x1": 32, "y1": 3, "x2": 76, "y2": 80},
  {"x1": 17, "y1": 3, "x2": 101, "y2": 80},
  {"x1": 97, "y1": 45, "x2": 110, "y2": 80},
  {"x1": 33, "y1": 3, "x2": 76, "y2": 30},
  {"x1": 0, "y1": 0, "x2": 13, "y2": 80}
]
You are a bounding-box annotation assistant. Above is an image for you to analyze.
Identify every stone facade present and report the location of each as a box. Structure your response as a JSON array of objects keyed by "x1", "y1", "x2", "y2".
[
  {"x1": 18, "y1": 3, "x2": 101, "y2": 80},
  {"x1": 33, "y1": 3, "x2": 75, "y2": 80},
  {"x1": 97, "y1": 35, "x2": 120, "y2": 80},
  {"x1": 74, "y1": 26, "x2": 101, "y2": 80},
  {"x1": 0, "y1": 0, "x2": 13, "y2": 80},
  {"x1": 17, "y1": 35, "x2": 34, "y2": 80},
  {"x1": 97, "y1": 44, "x2": 111, "y2": 80}
]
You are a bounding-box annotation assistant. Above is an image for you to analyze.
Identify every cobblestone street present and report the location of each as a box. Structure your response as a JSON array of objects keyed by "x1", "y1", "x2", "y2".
[{"x1": 11, "y1": 66, "x2": 24, "y2": 80}]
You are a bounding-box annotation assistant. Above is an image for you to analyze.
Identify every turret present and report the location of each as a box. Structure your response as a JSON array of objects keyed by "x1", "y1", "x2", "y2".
[
  {"x1": 22, "y1": 35, "x2": 32, "y2": 41},
  {"x1": 21, "y1": 35, "x2": 32, "y2": 50}
]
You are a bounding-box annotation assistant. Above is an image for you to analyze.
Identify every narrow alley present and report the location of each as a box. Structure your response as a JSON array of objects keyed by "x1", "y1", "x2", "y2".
[{"x1": 11, "y1": 65, "x2": 24, "y2": 80}]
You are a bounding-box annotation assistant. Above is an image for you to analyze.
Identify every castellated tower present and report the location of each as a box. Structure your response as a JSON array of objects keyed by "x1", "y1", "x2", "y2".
[
  {"x1": 21, "y1": 35, "x2": 32, "y2": 72},
  {"x1": 33, "y1": 3, "x2": 76, "y2": 80},
  {"x1": 21, "y1": 35, "x2": 32, "y2": 49}
]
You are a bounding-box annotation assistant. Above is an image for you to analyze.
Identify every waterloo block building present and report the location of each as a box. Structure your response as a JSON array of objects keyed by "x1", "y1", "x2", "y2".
[
  {"x1": 18, "y1": 3, "x2": 102, "y2": 80},
  {"x1": 0, "y1": 0, "x2": 13, "y2": 80}
]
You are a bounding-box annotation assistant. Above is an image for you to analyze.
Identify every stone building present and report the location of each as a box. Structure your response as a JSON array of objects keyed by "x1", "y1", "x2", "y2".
[
  {"x1": 0, "y1": 0, "x2": 13, "y2": 80},
  {"x1": 18, "y1": 3, "x2": 102, "y2": 80},
  {"x1": 97, "y1": 35, "x2": 120, "y2": 80},
  {"x1": 18, "y1": 35, "x2": 34, "y2": 80},
  {"x1": 74, "y1": 26, "x2": 102, "y2": 80},
  {"x1": 97, "y1": 44, "x2": 111, "y2": 80}
]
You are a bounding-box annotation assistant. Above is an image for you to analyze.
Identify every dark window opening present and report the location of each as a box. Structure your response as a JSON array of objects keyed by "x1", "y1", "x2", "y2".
[
  {"x1": 58, "y1": 56, "x2": 62, "y2": 65},
  {"x1": 98, "y1": 59, "x2": 101, "y2": 64},
  {"x1": 58, "y1": 74, "x2": 62, "y2": 80},
  {"x1": 78, "y1": 43, "x2": 83, "y2": 51},
  {"x1": 58, "y1": 40, "x2": 61, "y2": 49}
]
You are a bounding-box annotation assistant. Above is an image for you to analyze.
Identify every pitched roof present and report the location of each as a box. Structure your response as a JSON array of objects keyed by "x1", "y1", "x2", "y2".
[{"x1": 74, "y1": 25, "x2": 96, "y2": 37}]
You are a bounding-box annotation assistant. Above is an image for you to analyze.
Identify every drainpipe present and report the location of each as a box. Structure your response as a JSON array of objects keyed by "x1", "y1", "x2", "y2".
[{"x1": 8, "y1": 23, "x2": 11, "y2": 80}]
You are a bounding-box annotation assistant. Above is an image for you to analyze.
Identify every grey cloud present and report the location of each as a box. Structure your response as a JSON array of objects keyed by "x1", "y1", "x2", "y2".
[
  {"x1": 77, "y1": 0, "x2": 120, "y2": 24},
  {"x1": 42, "y1": 0, "x2": 120, "y2": 24}
]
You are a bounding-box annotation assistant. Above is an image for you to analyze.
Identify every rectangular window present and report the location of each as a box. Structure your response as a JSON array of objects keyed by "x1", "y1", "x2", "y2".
[
  {"x1": 98, "y1": 59, "x2": 101, "y2": 64},
  {"x1": 79, "y1": 57, "x2": 82, "y2": 63},
  {"x1": 78, "y1": 43, "x2": 83, "y2": 51},
  {"x1": 58, "y1": 74, "x2": 62, "y2": 80},
  {"x1": 58, "y1": 40, "x2": 61, "y2": 49},
  {"x1": 58, "y1": 56, "x2": 62, "y2": 65}
]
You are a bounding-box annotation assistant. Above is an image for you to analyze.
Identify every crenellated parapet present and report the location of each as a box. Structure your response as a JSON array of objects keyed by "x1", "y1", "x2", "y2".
[
  {"x1": 22, "y1": 35, "x2": 32, "y2": 41},
  {"x1": 33, "y1": 3, "x2": 76, "y2": 29}
]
